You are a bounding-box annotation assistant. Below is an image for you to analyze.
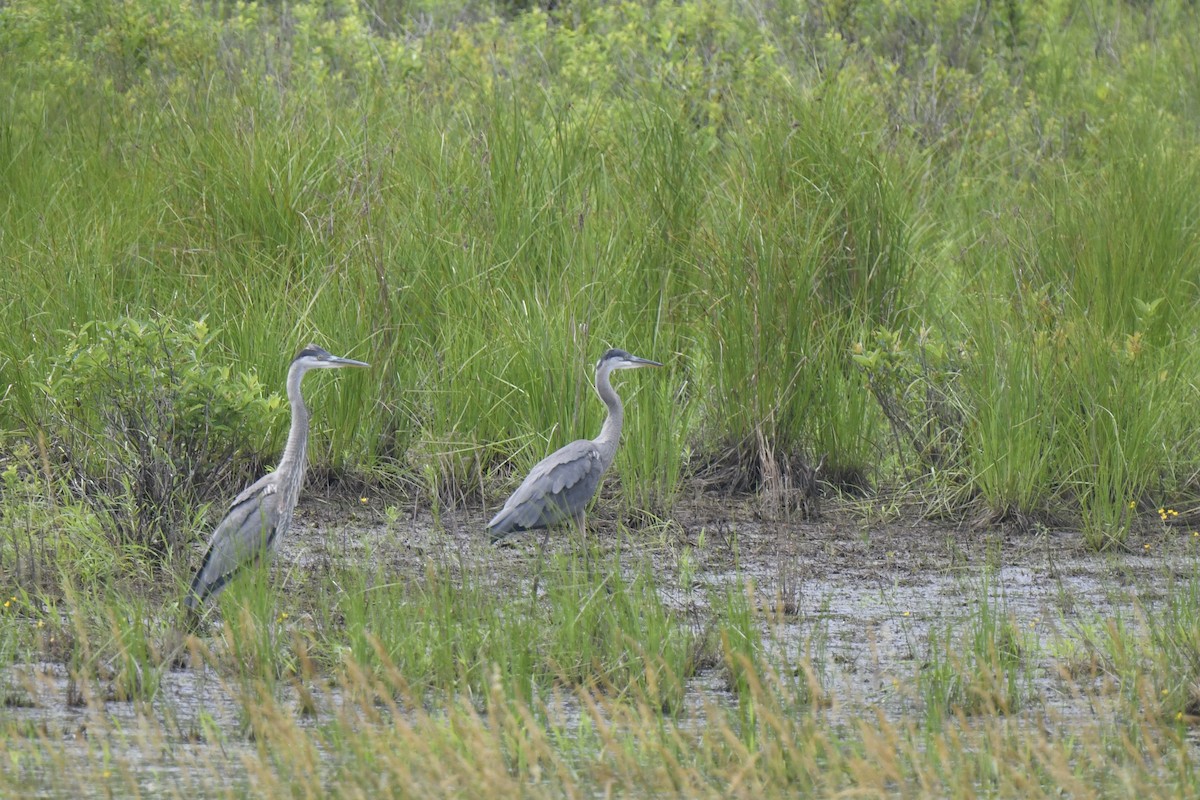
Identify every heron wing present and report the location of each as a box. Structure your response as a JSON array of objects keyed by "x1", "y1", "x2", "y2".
[
  {"x1": 229, "y1": 473, "x2": 275, "y2": 509},
  {"x1": 185, "y1": 474, "x2": 282, "y2": 609},
  {"x1": 488, "y1": 439, "x2": 606, "y2": 537}
]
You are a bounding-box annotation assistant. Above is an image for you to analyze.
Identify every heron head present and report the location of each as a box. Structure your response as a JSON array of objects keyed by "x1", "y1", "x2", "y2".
[
  {"x1": 597, "y1": 348, "x2": 663, "y2": 372},
  {"x1": 293, "y1": 344, "x2": 370, "y2": 370}
]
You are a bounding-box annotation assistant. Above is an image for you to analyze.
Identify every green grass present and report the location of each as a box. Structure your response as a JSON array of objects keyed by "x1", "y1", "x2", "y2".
[
  {"x1": 1, "y1": 519, "x2": 1199, "y2": 797},
  {"x1": 3, "y1": 0, "x2": 1200, "y2": 539},
  {"x1": 6, "y1": 603, "x2": 1198, "y2": 798},
  {"x1": 919, "y1": 573, "x2": 1032, "y2": 726}
]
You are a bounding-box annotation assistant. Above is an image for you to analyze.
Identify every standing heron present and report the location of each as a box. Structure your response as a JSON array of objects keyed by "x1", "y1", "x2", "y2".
[
  {"x1": 184, "y1": 344, "x2": 369, "y2": 616},
  {"x1": 488, "y1": 348, "x2": 662, "y2": 543}
]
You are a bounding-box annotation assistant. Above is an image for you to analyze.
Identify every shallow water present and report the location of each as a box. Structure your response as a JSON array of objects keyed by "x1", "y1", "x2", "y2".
[{"x1": 4, "y1": 500, "x2": 1198, "y2": 794}]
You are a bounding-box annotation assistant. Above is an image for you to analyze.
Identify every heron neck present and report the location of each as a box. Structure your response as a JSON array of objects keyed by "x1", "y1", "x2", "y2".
[
  {"x1": 594, "y1": 363, "x2": 623, "y2": 461},
  {"x1": 278, "y1": 362, "x2": 310, "y2": 474}
]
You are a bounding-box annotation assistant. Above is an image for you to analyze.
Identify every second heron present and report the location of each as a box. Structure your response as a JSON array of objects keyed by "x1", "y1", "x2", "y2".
[{"x1": 488, "y1": 348, "x2": 662, "y2": 542}]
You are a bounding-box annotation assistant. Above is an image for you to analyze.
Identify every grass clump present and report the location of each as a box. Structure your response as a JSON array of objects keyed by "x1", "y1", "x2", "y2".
[
  {"x1": 302, "y1": 543, "x2": 697, "y2": 712},
  {"x1": 0, "y1": 441, "x2": 128, "y2": 593},
  {"x1": 543, "y1": 547, "x2": 694, "y2": 712},
  {"x1": 920, "y1": 575, "x2": 1031, "y2": 723},
  {"x1": 700, "y1": 95, "x2": 910, "y2": 497},
  {"x1": 1074, "y1": 568, "x2": 1200, "y2": 725},
  {"x1": 325, "y1": 558, "x2": 540, "y2": 702}
]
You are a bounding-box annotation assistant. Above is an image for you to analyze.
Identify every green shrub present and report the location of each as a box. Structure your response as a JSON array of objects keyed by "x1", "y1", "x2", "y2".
[{"x1": 37, "y1": 317, "x2": 280, "y2": 557}]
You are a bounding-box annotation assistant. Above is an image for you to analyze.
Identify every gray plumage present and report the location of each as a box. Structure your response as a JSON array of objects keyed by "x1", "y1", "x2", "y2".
[
  {"x1": 184, "y1": 344, "x2": 368, "y2": 615},
  {"x1": 488, "y1": 348, "x2": 662, "y2": 542}
]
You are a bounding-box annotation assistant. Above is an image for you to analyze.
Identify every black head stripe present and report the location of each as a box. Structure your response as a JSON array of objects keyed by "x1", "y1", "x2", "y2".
[
  {"x1": 294, "y1": 344, "x2": 331, "y2": 362},
  {"x1": 599, "y1": 348, "x2": 632, "y2": 364}
]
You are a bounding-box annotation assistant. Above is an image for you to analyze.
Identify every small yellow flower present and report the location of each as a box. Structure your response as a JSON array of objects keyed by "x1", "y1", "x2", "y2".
[
  {"x1": 36, "y1": 620, "x2": 43, "y2": 628},
  {"x1": 903, "y1": 611, "x2": 911, "y2": 617},
  {"x1": 1192, "y1": 531, "x2": 1198, "y2": 538},
  {"x1": 1177, "y1": 712, "x2": 1184, "y2": 721},
  {"x1": 1162, "y1": 688, "x2": 1169, "y2": 696},
  {"x1": 360, "y1": 497, "x2": 368, "y2": 504},
  {"x1": 1129, "y1": 500, "x2": 1136, "y2": 509},
  {"x1": 1144, "y1": 543, "x2": 1152, "y2": 550}
]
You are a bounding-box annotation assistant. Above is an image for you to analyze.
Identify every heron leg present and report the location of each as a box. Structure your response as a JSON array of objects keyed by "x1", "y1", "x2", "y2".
[
  {"x1": 529, "y1": 526, "x2": 552, "y2": 610},
  {"x1": 570, "y1": 511, "x2": 591, "y2": 575}
]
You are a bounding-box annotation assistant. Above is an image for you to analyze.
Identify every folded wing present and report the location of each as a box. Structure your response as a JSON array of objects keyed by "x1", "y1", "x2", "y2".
[
  {"x1": 184, "y1": 473, "x2": 281, "y2": 611},
  {"x1": 488, "y1": 439, "x2": 606, "y2": 540}
]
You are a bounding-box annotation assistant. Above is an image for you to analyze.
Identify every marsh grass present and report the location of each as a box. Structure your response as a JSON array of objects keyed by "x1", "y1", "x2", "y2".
[
  {"x1": 948, "y1": 114, "x2": 1200, "y2": 539},
  {"x1": 5, "y1": 0, "x2": 1200, "y2": 795},
  {"x1": 1, "y1": 532, "x2": 1199, "y2": 797},
  {"x1": 700, "y1": 97, "x2": 908, "y2": 493},
  {"x1": 325, "y1": 557, "x2": 541, "y2": 700},
  {"x1": 713, "y1": 578, "x2": 763, "y2": 704},
  {"x1": 5, "y1": 632, "x2": 1199, "y2": 798},
  {"x1": 301, "y1": 540, "x2": 698, "y2": 711},
  {"x1": 920, "y1": 574, "x2": 1031, "y2": 726},
  {"x1": 4, "y1": 0, "x2": 1200, "y2": 537},
  {"x1": 1071, "y1": 567, "x2": 1200, "y2": 723},
  {"x1": 959, "y1": 308, "x2": 1061, "y2": 523}
]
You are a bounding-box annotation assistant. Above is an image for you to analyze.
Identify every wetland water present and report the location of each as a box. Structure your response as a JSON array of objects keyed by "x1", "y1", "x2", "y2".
[{"x1": 4, "y1": 496, "x2": 1198, "y2": 795}]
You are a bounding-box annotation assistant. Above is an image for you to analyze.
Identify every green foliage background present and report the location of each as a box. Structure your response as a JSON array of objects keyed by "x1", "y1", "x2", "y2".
[
  {"x1": 6, "y1": 4, "x2": 1200, "y2": 796},
  {"x1": 2, "y1": 0, "x2": 1200, "y2": 548}
]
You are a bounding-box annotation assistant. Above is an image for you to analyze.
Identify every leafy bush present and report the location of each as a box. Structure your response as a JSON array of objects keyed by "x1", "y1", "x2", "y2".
[{"x1": 37, "y1": 317, "x2": 280, "y2": 557}]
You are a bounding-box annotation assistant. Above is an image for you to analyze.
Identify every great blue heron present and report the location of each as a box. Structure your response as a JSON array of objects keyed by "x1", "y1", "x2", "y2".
[
  {"x1": 184, "y1": 344, "x2": 369, "y2": 616},
  {"x1": 488, "y1": 348, "x2": 662, "y2": 542}
]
